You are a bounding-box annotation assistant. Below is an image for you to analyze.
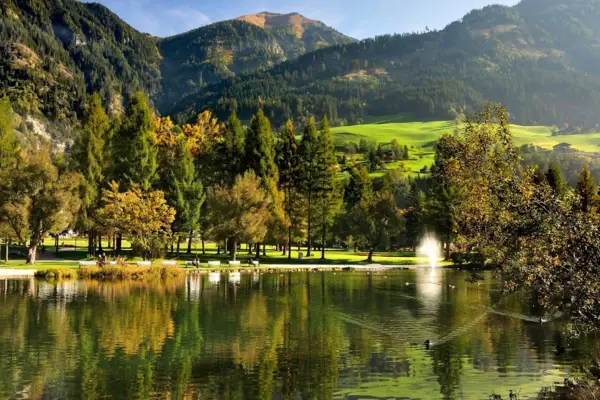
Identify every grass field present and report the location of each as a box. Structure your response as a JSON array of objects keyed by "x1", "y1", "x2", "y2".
[
  {"x1": 331, "y1": 116, "x2": 600, "y2": 176},
  {"x1": 0, "y1": 237, "x2": 450, "y2": 270}
]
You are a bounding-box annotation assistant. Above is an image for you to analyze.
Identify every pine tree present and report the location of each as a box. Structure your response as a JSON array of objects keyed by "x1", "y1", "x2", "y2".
[
  {"x1": 278, "y1": 120, "x2": 301, "y2": 258},
  {"x1": 71, "y1": 94, "x2": 110, "y2": 255},
  {"x1": 244, "y1": 109, "x2": 278, "y2": 258},
  {"x1": 577, "y1": 164, "x2": 597, "y2": 213},
  {"x1": 244, "y1": 109, "x2": 278, "y2": 183},
  {"x1": 223, "y1": 111, "x2": 245, "y2": 184},
  {"x1": 545, "y1": 162, "x2": 565, "y2": 196},
  {"x1": 300, "y1": 117, "x2": 319, "y2": 257},
  {"x1": 171, "y1": 136, "x2": 205, "y2": 254},
  {"x1": 112, "y1": 92, "x2": 158, "y2": 191},
  {"x1": 0, "y1": 96, "x2": 19, "y2": 171},
  {"x1": 315, "y1": 116, "x2": 340, "y2": 260}
]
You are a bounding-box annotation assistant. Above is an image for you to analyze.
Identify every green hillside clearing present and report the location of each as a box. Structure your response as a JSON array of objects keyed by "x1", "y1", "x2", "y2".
[{"x1": 331, "y1": 117, "x2": 600, "y2": 177}]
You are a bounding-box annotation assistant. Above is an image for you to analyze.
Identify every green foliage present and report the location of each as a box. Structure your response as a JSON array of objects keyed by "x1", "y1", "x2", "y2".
[
  {"x1": 71, "y1": 93, "x2": 110, "y2": 231},
  {"x1": 171, "y1": 136, "x2": 205, "y2": 238},
  {"x1": 348, "y1": 189, "x2": 403, "y2": 262},
  {"x1": 545, "y1": 162, "x2": 566, "y2": 196},
  {"x1": 576, "y1": 164, "x2": 597, "y2": 213},
  {"x1": 111, "y1": 92, "x2": 158, "y2": 191},
  {"x1": 244, "y1": 109, "x2": 278, "y2": 184},
  {"x1": 207, "y1": 171, "x2": 270, "y2": 260}
]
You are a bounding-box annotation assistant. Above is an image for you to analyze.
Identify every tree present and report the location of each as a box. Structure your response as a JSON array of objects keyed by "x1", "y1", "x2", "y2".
[
  {"x1": 404, "y1": 184, "x2": 426, "y2": 250},
  {"x1": 278, "y1": 120, "x2": 302, "y2": 258},
  {"x1": 207, "y1": 172, "x2": 270, "y2": 261},
  {"x1": 0, "y1": 97, "x2": 21, "y2": 260},
  {"x1": 315, "y1": 116, "x2": 341, "y2": 259},
  {"x1": 221, "y1": 111, "x2": 245, "y2": 185},
  {"x1": 428, "y1": 185, "x2": 461, "y2": 260},
  {"x1": 111, "y1": 92, "x2": 158, "y2": 191},
  {"x1": 170, "y1": 136, "x2": 205, "y2": 254},
  {"x1": 71, "y1": 93, "x2": 110, "y2": 256},
  {"x1": 300, "y1": 117, "x2": 320, "y2": 257},
  {"x1": 244, "y1": 109, "x2": 278, "y2": 183},
  {"x1": 98, "y1": 182, "x2": 175, "y2": 260},
  {"x1": 576, "y1": 164, "x2": 596, "y2": 213},
  {"x1": 349, "y1": 190, "x2": 403, "y2": 262},
  {"x1": 545, "y1": 162, "x2": 565, "y2": 196},
  {"x1": 3, "y1": 149, "x2": 81, "y2": 264},
  {"x1": 344, "y1": 166, "x2": 371, "y2": 209}
]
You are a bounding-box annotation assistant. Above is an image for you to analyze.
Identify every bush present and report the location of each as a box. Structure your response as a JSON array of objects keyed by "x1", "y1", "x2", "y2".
[
  {"x1": 78, "y1": 266, "x2": 185, "y2": 280},
  {"x1": 34, "y1": 269, "x2": 77, "y2": 279}
]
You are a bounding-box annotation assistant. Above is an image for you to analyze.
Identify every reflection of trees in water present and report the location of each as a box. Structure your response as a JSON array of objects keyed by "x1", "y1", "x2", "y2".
[{"x1": 0, "y1": 273, "x2": 590, "y2": 399}]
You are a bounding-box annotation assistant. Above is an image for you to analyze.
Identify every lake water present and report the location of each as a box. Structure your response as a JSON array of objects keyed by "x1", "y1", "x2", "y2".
[{"x1": 0, "y1": 269, "x2": 591, "y2": 399}]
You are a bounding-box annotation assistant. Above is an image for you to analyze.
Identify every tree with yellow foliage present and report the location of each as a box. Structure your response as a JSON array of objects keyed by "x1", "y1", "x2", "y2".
[{"x1": 98, "y1": 182, "x2": 176, "y2": 260}]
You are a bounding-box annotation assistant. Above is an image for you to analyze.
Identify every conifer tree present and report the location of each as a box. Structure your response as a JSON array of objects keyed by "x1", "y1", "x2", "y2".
[
  {"x1": 112, "y1": 92, "x2": 158, "y2": 191},
  {"x1": 71, "y1": 93, "x2": 110, "y2": 255},
  {"x1": 171, "y1": 136, "x2": 205, "y2": 254},
  {"x1": 244, "y1": 109, "x2": 278, "y2": 183},
  {"x1": 243, "y1": 109, "x2": 279, "y2": 257},
  {"x1": 300, "y1": 117, "x2": 319, "y2": 256},
  {"x1": 545, "y1": 162, "x2": 565, "y2": 196},
  {"x1": 278, "y1": 120, "x2": 301, "y2": 258},
  {"x1": 577, "y1": 164, "x2": 597, "y2": 213},
  {"x1": 315, "y1": 116, "x2": 340, "y2": 259},
  {"x1": 217, "y1": 111, "x2": 246, "y2": 185}
]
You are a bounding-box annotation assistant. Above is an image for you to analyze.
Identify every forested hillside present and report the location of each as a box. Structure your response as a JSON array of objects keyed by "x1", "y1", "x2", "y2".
[
  {"x1": 0, "y1": 0, "x2": 162, "y2": 137},
  {"x1": 158, "y1": 12, "x2": 354, "y2": 110},
  {"x1": 169, "y1": 0, "x2": 600, "y2": 128}
]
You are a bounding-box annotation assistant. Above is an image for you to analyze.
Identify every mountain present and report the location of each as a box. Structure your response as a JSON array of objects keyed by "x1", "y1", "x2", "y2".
[
  {"x1": 169, "y1": 0, "x2": 600, "y2": 128},
  {"x1": 0, "y1": 0, "x2": 162, "y2": 141},
  {"x1": 157, "y1": 11, "x2": 354, "y2": 110}
]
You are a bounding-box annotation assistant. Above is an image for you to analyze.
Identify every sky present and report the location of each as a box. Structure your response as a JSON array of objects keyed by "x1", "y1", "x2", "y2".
[{"x1": 87, "y1": 0, "x2": 520, "y2": 39}]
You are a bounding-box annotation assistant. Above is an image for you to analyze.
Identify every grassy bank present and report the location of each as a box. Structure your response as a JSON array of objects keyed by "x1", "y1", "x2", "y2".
[{"x1": 331, "y1": 116, "x2": 600, "y2": 177}]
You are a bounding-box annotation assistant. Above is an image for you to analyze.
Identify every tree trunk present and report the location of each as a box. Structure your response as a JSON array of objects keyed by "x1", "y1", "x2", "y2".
[
  {"x1": 4, "y1": 240, "x2": 8, "y2": 263},
  {"x1": 307, "y1": 193, "x2": 312, "y2": 257},
  {"x1": 367, "y1": 249, "x2": 374, "y2": 263},
  {"x1": 262, "y1": 243, "x2": 266, "y2": 257},
  {"x1": 98, "y1": 234, "x2": 103, "y2": 252},
  {"x1": 231, "y1": 239, "x2": 237, "y2": 261},
  {"x1": 445, "y1": 230, "x2": 451, "y2": 261},
  {"x1": 248, "y1": 243, "x2": 252, "y2": 254},
  {"x1": 282, "y1": 242, "x2": 286, "y2": 256},
  {"x1": 27, "y1": 242, "x2": 38, "y2": 264},
  {"x1": 88, "y1": 231, "x2": 94, "y2": 256},
  {"x1": 176, "y1": 236, "x2": 181, "y2": 255},
  {"x1": 288, "y1": 227, "x2": 292, "y2": 260},
  {"x1": 321, "y1": 222, "x2": 326, "y2": 260},
  {"x1": 217, "y1": 244, "x2": 221, "y2": 255},
  {"x1": 255, "y1": 243, "x2": 260, "y2": 259},
  {"x1": 116, "y1": 233, "x2": 122, "y2": 252},
  {"x1": 55, "y1": 235, "x2": 59, "y2": 255},
  {"x1": 201, "y1": 237, "x2": 205, "y2": 255},
  {"x1": 187, "y1": 231, "x2": 193, "y2": 254}
]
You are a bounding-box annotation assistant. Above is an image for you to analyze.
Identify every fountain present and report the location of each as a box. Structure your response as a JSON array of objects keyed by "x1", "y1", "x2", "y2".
[{"x1": 417, "y1": 233, "x2": 441, "y2": 268}]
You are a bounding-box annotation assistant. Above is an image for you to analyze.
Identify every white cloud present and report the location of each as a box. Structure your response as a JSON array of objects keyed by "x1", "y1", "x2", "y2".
[{"x1": 164, "y1": 8, "x2": 212, "y2": 33}]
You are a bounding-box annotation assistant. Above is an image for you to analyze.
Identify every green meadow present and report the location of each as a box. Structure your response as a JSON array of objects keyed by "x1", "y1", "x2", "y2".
[{"x1": 331, "y1": 116, "x2": 600, "y2": 176}]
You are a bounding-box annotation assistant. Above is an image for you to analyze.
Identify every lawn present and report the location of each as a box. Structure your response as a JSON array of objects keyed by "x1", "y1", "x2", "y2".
[
  {"x1": 331, "y1": 116, "x2": 600, "y2": 176},
  {"x1": 1, "y1": 239, "x2": 450, "y2": 270}
]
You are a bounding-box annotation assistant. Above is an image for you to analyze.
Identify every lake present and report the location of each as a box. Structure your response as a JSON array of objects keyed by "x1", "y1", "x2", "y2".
[{"x1": 0, "y1": 269, "x2": 591, "y2": 399}]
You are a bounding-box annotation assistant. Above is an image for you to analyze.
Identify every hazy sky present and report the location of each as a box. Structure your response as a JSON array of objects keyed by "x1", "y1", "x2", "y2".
[{"x1": 88, "y1": 0, "x2": 520, "y2": 39}]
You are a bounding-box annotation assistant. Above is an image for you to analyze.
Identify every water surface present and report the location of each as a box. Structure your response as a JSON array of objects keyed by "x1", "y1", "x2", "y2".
[{"x1": 0, "y1": 269, "x2": 590, "y2": 399}]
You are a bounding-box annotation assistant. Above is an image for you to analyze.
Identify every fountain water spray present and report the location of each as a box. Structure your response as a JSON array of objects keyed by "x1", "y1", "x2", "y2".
[{"x1": 417, "y1": 234, "x2": 441, "y2": 268}]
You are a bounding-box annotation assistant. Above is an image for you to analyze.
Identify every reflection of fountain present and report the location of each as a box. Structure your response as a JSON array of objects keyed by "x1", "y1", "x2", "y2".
[
  {"x1": 229, "y1": 272, "x2": 241, "y2": 285},
  {"x1": 209, "y1": 272, "x2": 221, "y2": 285},
  {"x1": 417, "y1": 234, "x2": 441, "y2": 268}
]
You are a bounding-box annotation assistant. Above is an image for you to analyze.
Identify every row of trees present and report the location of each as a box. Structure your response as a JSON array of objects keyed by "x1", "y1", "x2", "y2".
[{"x1": 0, "y1": 92, "x2": 412, "y2": 264}]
